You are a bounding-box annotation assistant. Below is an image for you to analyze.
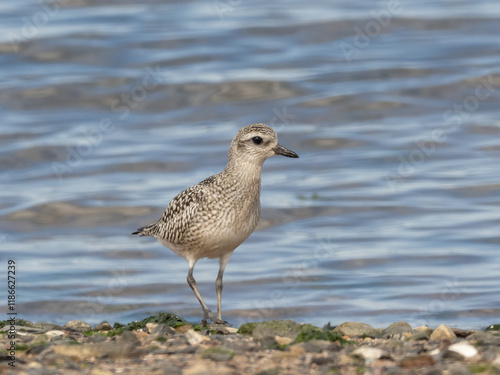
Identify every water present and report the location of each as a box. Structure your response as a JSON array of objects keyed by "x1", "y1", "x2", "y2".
[{"x1": 1, "y1": 0, "x2": 499, "y2": 329}]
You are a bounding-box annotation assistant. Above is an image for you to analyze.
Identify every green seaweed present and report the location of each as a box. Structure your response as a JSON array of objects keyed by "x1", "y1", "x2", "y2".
[
  {"x1": 0, "y1": 319, "x2": 29, "y2": 329},
  {"x1": 485, "y1": 324, "x2": 500, "y2": 331},
  {"x1": 469, "y1": 364, "x2": 500, "y2": 374},
  {"x1": 295, "y1": 326, "x2": 350, "y2": 344},
  {"x1": 107, "y1": 313, "x2": 187, "y2": 336},
  {"x1": 238, "y1": 322, "x2": 259, "y2": 335}
]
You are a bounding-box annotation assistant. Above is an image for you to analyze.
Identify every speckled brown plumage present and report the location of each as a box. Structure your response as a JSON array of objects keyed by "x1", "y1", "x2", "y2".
[{"x1": 132, "y1": 123, "x2": 298, "y2": 325}]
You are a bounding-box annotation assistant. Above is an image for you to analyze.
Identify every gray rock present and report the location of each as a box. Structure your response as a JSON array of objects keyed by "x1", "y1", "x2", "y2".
[
  {"x1": 333, "y1": 322, "x2": 375, "y2": 337},
  {"x1": 414, "y1": 325, "x2": 433, "y2": 335},
  {"x1": 151, "y1": 323, "x2": 176, "y2": 337},
  {"x1": 429, "y1": 324, "x2": 457, "y2": 342},
  {"x1": 352, "y1": 346, "x2": 391, "y2": 361},
  {"x1": 214, "y1": 335, "x2": 260, "y2": 353},
  {"x1": 94, "y1": 321, "x2": 112, "y2": 331},
  {"x1": 468, "y1": 330, "x2": 500, "y2": 346},
  {"x1": 362, "y1": 328, "x2": 384, "y2": 339},
  {"x1": 297, "y1": 340, "x2": 326, "y2": 353},
  {"x1": 63, "y1": 320, "x2": 91, "y2": 332},
  {"x1": 410, "y1": 331, "x2": 429, "y2": 341},
  {"x1": 31, "y1": 322, "x2": 62, "y2": 331},
  {"x1": 443, "y1": 363, "x2": 473, "y2": 375},
  {"x1": 252, "y1": 320, "x2": 302, "y2": 345},
  {"x1": 383, "y1": 321, "x2": 412, "y2": 338},
  {"x1": 448, "y1": 341, "x2": 478, "y2": 358},
  {"x1": 86, "y1": 334, "x2": 107, "y2": 343},
  {"x1": 310, "y1": 352, "x2": 339, "y2": 366},
  {"x1": 27, "y1": 368, "x2": 64, "y2": 375}
]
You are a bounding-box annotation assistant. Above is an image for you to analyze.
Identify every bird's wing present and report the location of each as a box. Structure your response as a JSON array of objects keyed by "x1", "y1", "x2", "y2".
[{"x1": 153, "y1": 183, "x2": 206, "y2": 244}]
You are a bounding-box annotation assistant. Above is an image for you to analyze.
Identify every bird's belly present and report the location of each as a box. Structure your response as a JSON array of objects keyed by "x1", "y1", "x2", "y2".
[
  {"x1": 158, "y1": 220, "x2": 256, "y2": 261},
  {"x1": 193, "y1": 223, "x2": 254, "y2": 259}
]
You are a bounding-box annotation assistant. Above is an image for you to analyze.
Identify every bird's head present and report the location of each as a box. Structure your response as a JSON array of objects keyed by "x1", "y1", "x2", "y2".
[{"x1": 229, "y1": 123, "x2": 299, "y2": 166}]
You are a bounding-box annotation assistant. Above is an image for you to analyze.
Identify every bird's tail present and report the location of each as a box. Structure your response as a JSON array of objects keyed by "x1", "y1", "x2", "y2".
[{"x1": 131, "y1": 224, "x2": 153, "y2": 236}]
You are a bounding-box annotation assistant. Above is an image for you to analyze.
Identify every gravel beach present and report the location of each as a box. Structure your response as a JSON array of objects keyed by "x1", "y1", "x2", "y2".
[{"x1": 1, "y1": 314, "x2": 499, "y2": 375}]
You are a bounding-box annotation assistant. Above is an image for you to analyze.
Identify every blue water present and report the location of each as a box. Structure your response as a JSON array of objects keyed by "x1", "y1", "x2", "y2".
[{"x1": 1, "y1": 0, "x2": 499, "y2": 329}]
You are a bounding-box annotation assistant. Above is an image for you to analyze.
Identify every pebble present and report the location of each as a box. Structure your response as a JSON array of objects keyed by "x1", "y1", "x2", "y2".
[
  {"x1": 429, "y1": 324, "x2": 457, "y2": 341},
  {"x1": 414, "y1": 325, "x2": 433, "y2": 335},
  {"x1": 94, "y1": 321, "x2": 112, "y2": 331},
  {"x1": 399, "y1": 354, "x2": 436, "y2": 368},
  {"x1": 333, "y1": 322, "x2": 375, "y2": 336},
  {"x1": 448, "y1": 341, "x2": 479, "y2": 358},
  {"x1": 3, "y1": 316, "x2": 499, "y2": 375},
  {"x1": 63, "y1": 320, "x2": 92, "y2": 332},
  {"x1": 45, "y1": 330, "x2": 65, "y2": 339},
  {"x1": 151, "y1": 323, "x2": 176, "y2": 337},
  {"x1": 352, "y1": 346, "x2": 390, "y2": 361},
  {"x1": 186, "y1": 329, "x2": 211, "y2": 346},
  {"x1": 274, "y1": 335, "x2": 294, "y2": 346},
  {"x1": 251, "y1": 320, "x2": 302, "y2": 345},
  {"x1": 383, "y1": 321, "x2": 412, "y2": 338}
]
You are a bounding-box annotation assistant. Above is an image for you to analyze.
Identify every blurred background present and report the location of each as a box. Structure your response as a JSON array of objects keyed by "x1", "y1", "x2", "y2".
[{"x1": 1, "y1": 0, "x2": 499, "y2": 329}]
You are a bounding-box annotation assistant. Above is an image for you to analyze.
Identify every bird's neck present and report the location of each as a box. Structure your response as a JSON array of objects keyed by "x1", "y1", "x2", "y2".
[{"x1": 223, "y1": 158, "x2": 263, "y2": 188}]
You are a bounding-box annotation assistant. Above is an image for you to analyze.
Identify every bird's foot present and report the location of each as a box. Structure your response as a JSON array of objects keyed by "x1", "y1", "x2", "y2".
[
  {"x1": 212, "y1": 318, "x2": 229, "y2": 325},
  {"x1": 200, "y1": 311, "x2": 229, "y2": 326}
]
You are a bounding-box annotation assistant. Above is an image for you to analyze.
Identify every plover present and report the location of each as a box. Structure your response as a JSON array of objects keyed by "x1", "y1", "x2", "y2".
[{"x1": 132, "y1": 123, "x2": 298, "y2": 324}]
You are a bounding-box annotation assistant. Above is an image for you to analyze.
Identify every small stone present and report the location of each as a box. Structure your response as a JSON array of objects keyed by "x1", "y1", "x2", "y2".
[
  {"x1": 288, "y1": 344, "x2": 306, "y2": 357},
  {"x1": 310, "y1": 353, "x2": 339, "y2": 366},
  {"x1": 494, "y1": 355, "x2": 500, "y2": 366},
  {"x1": 95, "y1": 321, "x2": 112, "y2": 331},
  {"x1": 225, "y1": 327, "x2": 238, "y2": 334},
  {"x1": 453, "y1": 328, "x2": 475, "y2": 337},
  {"x1": 399, "y1": 354, "x2": 435, "y2": 368},
  {"x1": 27, "y1": 361, "x2": 43, "y2": 369},
  {"x1": 468, "y1": 330, "x2": 500, "y2": 346},
  {"x1": 183, "y1": 363, "x2": 211, "y2": 375},
  {"x1": 383, "y1": 321, "x2": 412, "y2": 338},
  {"x1": 275, "y1": 335, "x2": 294, "y2": 346},
  {"x1": 297, "y1": 341, "x2": 324, "y2": 353},
  {"x1": 63, "y1": 320, "x2": 91, "y2": 332},
  {"x1": 91, "y1": 370, "x2": 114, "y2": 375},
  {"x1": 445, "y1": 363, "x2": 474, "y2": 375},
  {"x1": 186, "y1": 329, "x2": 211, "y2": 346},
  {"x1": 45, "y1": 330, "x2": 65, "y2": 339},
  {"x1": 30, "y1": 334, "x2": 49, "y2": 346},
  {"x1": 175, "y1": 324, "x2": 192, "y2": 333},
  {"x1": 214, "y1": 326, "x2": 230, "y2": 335},
  {"x1": 414, "y1": 325, "x2": 433, "y2": 335},
  {"x1": 216, "y1": 335, "x2": 259, "y2": 353},
  {"x1": 145, "y1": 322, "x2": 158, "y2": 333},
  {"x1": 410, "y1": 331, "x2": 429, "y2": 341},
  {"x1": 352, "y1": 346, "x2": 390, "y2": 361},
  {"x1": 429, "y1": 324, "x2": 457, "y2": 342},
  {"x1": 151, "y1": 323, "x2": 176, "y2": 337},
  {"x1": 443, "y1": 349, "x2": 466, "y2": 360},
  {"x1": 333, "y1": 322, "x2": 375, "y2": 337},
  {"x1": 203, "y1": 347, "x2": 235, "y2": 361},
  {"x1": 133, "y1": 330, "x2": 149, "y2": 341},
  {"x1": 252, "y1": 320, "x2": 302, "y2": 345},
  {"x1": 448, "y1": 341, "x2": 478, "y2": 358}
]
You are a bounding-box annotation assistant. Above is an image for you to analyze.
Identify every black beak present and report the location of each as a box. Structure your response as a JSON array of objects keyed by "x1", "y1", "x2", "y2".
[{"x1": 273, "y1": 144, "x2": 299, "y2": 158}]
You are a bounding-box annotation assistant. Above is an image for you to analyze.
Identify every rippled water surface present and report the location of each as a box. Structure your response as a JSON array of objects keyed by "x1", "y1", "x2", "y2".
[{"x1": 1, "y1": 0, "x2": 500, "y2": 329}]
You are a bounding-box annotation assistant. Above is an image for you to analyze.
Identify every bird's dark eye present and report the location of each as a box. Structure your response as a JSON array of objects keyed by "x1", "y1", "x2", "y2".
[{"x1": 252, "y1": 136, "x2": 263, "y2": 145}]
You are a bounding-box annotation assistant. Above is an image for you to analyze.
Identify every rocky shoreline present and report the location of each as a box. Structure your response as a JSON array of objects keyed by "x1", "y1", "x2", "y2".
[{"x1": 1, "y1": 313, "x2": 499, "y2": 375}]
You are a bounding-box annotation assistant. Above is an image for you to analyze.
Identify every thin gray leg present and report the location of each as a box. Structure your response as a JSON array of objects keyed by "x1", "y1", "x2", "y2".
[
  {"x1": 186, "y1": 260, "x2": 226, "y2": 325},
  {"x1": 216, "y1": 253, "x2": 232, "y2": 323}
]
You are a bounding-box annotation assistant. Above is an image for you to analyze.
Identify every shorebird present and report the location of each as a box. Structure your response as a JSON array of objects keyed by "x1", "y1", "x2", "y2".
[{"x1": 132, "y1": 123, "x2": 298, "y2": 325}]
